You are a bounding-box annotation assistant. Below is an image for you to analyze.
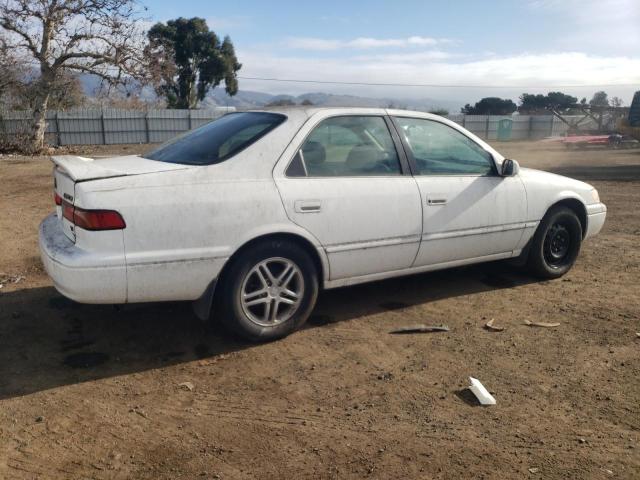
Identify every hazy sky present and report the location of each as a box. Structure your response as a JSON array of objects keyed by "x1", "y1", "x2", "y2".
[{"x1": 146, "y1": 0, "x2": 640, "y2": 104}]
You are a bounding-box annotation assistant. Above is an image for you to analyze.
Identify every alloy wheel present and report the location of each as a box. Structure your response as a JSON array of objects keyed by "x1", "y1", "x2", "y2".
[{"x1": 240, "y1": 257, "x2": 305, "y2": 327}]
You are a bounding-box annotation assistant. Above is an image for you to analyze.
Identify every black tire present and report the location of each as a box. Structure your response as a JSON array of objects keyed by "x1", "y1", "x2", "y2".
[
  {"x1": 217, "y1": 239, "x2": 319, "y2": 342},
  {"x1": 527, "y1": 206, "x2": 582, "y2": 279}
]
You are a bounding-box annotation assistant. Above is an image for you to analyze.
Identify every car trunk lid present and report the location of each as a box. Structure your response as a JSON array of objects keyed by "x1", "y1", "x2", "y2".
[{"x1": 51, "y1": 155, "x2": 189, "y2": 182}]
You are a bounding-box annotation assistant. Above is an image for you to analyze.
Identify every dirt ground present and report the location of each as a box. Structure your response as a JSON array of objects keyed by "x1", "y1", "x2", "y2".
[{"x1": 0, "y1": 141, "x2": 638, "y2": 479}]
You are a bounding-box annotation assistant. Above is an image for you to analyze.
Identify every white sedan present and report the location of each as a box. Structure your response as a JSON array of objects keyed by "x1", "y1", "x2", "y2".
[{"x1": 39, "y1": 107, "x2": 607, "y2": 341}]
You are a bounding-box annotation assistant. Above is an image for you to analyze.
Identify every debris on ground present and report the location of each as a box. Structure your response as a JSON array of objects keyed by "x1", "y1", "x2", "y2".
[
  {"x1": 524, "y1": 319, "x2": 561, "y2": 328},
  {"x1": 129, "y1": 407, "x2": 149, "y2": 419},
  {"x1": 35, "y1": 416, "x2": 45, "y2": 423},
  {"x1": 528, "y1": 467, "x2": 540, "y2": 474},
  {"x1": 468, "y1": 377, "x2": 496, "y2": 406},
  {"x1": 179, "y1": 381, "x2": 195, "y2": 391},
  {"x1": 389, "y1": 325, "x2": 449, "y2": 334},
  {"x1": 484, "y1": 318, "x2": 505, "y2": 332},
  {"x1": 0, "y1": 273, "x2": 25, "y2": 285},
  {"x1": 197, "y1": 354, "x2": 230, "y2": 366}
]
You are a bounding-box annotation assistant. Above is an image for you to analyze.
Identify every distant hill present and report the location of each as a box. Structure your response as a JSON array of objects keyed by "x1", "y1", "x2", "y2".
[
  {"x1": 202, "y1": 89, "x2": 276, "y2": 109},
  {"x1": 77, "y1": 73, "x2": 461, "y2": 113},
  {"x1": 204, "y1": 89, "x2": 461, "y2": 113}
]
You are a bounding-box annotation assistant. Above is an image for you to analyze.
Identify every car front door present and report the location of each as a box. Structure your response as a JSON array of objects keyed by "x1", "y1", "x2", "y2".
[
  {"x1": 391, "y1": 116, "x2": 527, "y2": 267},
  {"x1": 274, "y1": 113, "x2": 423, "y2": 281}
]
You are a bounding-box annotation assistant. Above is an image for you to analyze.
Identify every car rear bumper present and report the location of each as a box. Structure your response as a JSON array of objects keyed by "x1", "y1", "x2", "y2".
[
  {"x1": 39, "y1": 214, "x2": 127, "y2": 303},
  {"x1": 585, "y1": 203, "x2": 607, "y2": 239}
]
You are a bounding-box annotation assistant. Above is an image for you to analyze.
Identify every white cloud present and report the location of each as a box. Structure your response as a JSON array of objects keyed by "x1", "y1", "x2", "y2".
[
  {"x1": 236, "y1": 49, "x2": 640, "y2": 103},
  {"x1": 352, "y1": 50, "x2": 457, "y2": 63},
  {"x1": 528, "y1": 0, "x2": 640, "y2": 53},
  {"x1": 285, "y1": 38, "x2": 342, "y2": 50},
  {"x1": 408, "y1": 36, "x2": 450, "y2": 46},
  {"x1": 284, "y1": 36, "x2": 451, "y2": 51}
]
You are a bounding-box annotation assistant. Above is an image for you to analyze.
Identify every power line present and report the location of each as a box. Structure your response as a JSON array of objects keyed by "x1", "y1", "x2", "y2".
[{"x1": 238, "y1": 76, "x2": 638, "y2": 89}]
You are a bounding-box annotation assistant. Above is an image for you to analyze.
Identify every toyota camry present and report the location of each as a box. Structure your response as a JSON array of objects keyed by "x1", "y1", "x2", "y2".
[{"x1": 39, "y1": 107, "x2": 607, "y2": 341}]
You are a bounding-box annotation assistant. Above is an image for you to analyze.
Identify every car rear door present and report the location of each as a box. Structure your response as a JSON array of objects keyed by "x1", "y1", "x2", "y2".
[
  {"x1": 391, "y1": 115, "x2": 527, "y2": 267},
  {"x1": 274, "y1": 112, "x2": 422, "y2": 281}
]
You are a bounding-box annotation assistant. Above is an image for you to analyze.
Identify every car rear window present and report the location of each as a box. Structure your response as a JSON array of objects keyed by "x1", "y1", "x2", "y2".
[{"x1": 143, "y1": 112, "x2": 286, "y2": 165}]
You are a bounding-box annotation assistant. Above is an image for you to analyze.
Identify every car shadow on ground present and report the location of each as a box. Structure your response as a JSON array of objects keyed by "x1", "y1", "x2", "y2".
[{"x1": 0, "y1": 262, "x2": 538, "y2": 400}]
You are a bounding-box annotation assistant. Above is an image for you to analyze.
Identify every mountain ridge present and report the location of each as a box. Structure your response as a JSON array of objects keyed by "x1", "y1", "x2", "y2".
[
  {"x1": 203, "y1": 89, "x2": 461, "y2": 113},
  {"x1": 76, "y1": 73, "x2": 462, "y2": 112}
]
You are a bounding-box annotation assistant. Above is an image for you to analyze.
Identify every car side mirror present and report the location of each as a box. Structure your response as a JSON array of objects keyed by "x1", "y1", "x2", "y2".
[{"x1": 501, "y1": 158, "x2": 519, "y2": 177}]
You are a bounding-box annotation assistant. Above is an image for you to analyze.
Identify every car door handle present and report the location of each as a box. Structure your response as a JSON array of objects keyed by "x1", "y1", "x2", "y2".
[
  {"x1": 427, "y1": 198, "x2": 448, "y2": 206},
  {"x1": 295, "y1": 200, "x2": 322, "y2": 213}
]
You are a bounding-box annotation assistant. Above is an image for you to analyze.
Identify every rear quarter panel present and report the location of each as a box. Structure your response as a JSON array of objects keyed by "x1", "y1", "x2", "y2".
[
  {"x1": 77, "y1": 163, "x2": 323, "y2": 302},
  {"x1": 72, "y1": 111, "x2": 318, "y2": 303}
]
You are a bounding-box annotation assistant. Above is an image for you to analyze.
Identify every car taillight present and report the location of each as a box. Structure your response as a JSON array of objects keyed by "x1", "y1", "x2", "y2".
[
  {"x1": 62, "y1": 201, "x2": 75, "y2": 222},
  {"x1": 61, "y1": 201, "x2": 126, "y2": 231},
  {"x1": 54, "y1": 191, "x2": 62, "y2": 206}
]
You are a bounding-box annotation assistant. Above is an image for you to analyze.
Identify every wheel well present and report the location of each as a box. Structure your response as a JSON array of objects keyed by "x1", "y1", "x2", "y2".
[
  {"x1": 550, "y1": 198, "x2": 587, "y2": 238},
  {"x1": 217, "y1": 232, "x2": 325, "y2": 288}
]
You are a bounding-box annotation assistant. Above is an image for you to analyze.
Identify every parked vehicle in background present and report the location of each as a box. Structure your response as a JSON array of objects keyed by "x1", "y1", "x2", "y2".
[
  {"x1": 39, "y1": 107, "x2": 607, "y2": 341},
  {"x1": 562, "y1": 134, "x2": 639, "y2": 149}
]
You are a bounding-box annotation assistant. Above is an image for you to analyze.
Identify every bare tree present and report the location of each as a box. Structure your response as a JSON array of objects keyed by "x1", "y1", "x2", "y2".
[
  {"x1": 610, "y1": 96, "x2": 624, "y2": 108},
  {"x1": 0, "y1": 32, "x2": 24, "y2": 107},
  {"x1": 0, "y1": 0, "x2": 147, "y2": 152},
  {"x1": 18, "y1": 71, "x2": 87, "y2": 110}
]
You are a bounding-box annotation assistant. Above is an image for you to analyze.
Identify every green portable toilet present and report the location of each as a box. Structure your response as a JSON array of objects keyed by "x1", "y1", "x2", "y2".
[
  {"x1": 629, "y1": 90, "x2": 640, "y2": 127},
  {"x1": 497, "y1": 118, "x2": 513, "y2": 141}
]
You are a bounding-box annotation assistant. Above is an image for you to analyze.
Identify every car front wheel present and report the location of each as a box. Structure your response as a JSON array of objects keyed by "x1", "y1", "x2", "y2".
[
  {"x1": 218, "y1": 239, "x2": 319, "y2": 342},
  {"x1": 527, "y1": 206, "x2": 583, "y2": 279}
]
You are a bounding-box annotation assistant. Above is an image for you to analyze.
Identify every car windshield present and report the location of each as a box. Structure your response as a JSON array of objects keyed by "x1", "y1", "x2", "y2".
[{"x1": 143, "y1": 112, "x2": 286, "y2": 165}]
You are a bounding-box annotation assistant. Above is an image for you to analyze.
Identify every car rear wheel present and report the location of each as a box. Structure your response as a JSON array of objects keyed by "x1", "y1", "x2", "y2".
[
  {"x1": 527, "y1": 206, "x2": 582, "y2": 279},
  {"x1": 218, "y1": 239, "x2": 319, "y2": 342}
]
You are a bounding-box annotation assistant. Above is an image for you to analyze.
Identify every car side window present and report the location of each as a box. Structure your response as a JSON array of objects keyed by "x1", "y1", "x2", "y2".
[
  {"x1": 288, "y1": 116, "x2": 401, "y2": 177},
  {"x1": 394, "y1": 117, "x2": 495, "y2": 176}
]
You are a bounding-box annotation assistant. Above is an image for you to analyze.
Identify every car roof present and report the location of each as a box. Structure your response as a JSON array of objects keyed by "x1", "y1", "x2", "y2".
[
  {"x1": 246, "y1": 105, "x2": 445, "y2": 121},
  {"x1": 247, "y1": 105, "x2": 378, "y2": 116}
]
